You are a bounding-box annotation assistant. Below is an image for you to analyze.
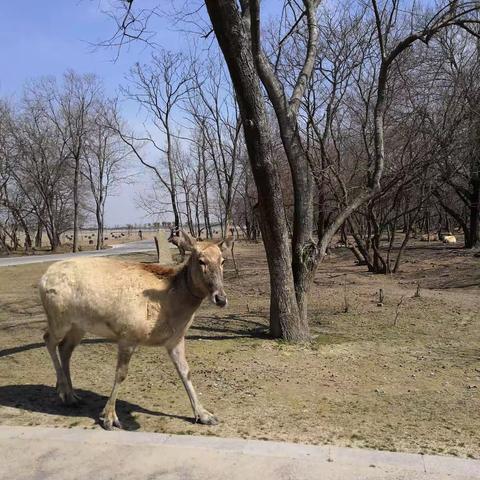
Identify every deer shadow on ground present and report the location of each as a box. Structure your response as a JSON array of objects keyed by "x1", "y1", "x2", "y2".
[{"x1": 0, "y1": 384, "x2": 193, "y2": 431}]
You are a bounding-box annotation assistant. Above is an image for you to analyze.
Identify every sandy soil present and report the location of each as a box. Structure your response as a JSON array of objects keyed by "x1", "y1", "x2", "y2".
[{"x1": 0, "y1": 239, "x2": 479, "y2": 458}]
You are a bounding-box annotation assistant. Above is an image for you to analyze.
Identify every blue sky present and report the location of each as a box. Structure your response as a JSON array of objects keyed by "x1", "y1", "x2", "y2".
[
  {"x1": 0, "y1": 1, "x2": 194, "y2": 98},
  {"x1": 0, "y1": 1, "x2": 195, "y2": 226},
  {"x1": 1, "y1": 1, "x2": 278, "y2": 227}
]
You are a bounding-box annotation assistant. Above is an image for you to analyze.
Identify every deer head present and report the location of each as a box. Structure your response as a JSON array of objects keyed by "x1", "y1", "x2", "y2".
[{"x1": 179, "y1": 230, "x2": 228, "y2": 307}]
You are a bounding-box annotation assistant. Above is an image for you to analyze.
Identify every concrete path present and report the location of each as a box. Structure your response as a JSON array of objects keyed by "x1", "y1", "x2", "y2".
[
  {"x1": 0, "y1": 239, "x2": 159, "y2": 267},
  {"x1": 0, "y1": 427, "x2": 478, "y2": 480}
]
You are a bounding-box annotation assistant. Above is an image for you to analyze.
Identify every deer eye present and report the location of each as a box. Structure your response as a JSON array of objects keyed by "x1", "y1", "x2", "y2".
[{"x1": 221, "y1": 259, "x2": 225, "y2": 266}]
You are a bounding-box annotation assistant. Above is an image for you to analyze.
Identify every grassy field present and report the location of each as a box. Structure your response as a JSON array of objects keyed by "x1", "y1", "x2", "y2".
[{"x1": 0, "y1": 238, "x2": 479, "y2": 458}]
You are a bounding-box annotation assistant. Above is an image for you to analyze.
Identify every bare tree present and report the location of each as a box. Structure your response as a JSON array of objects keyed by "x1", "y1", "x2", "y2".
[
  {"x1": 8, "y1": 88, "x2": 74, "y2": 251},
  {"x1": 83, "y1": 101, "x2": 130, "y2": 250},
  {"x1": 189, "y1": 56, "x2": 244, "y2": 235},
  {"x1": 37, "y1": 72, "x2": 102, "y2": 252},
  {"x1": 121, "y1": 50, "x2": 194, "y2": 229}
]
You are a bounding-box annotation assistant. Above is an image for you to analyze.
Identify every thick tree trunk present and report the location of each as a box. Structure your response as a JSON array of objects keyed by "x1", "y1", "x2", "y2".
[
  {"x1": 205, "y1": 0, "x2": 308, "y2": 341},
  {"x1": 23, "y1": 229, "x2": 32, "y2": 252},
  {"x1": 467, "y1": 176, "x2": 480, "y2": 248},
  {"x1": 279, "y1": 125, "x2": 314, "y2": 329}
]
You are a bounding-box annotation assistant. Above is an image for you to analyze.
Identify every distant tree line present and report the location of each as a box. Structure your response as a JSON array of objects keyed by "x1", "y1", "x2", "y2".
[{"x1": 0, "y1": 72, "x2": 128, "y2": 252}]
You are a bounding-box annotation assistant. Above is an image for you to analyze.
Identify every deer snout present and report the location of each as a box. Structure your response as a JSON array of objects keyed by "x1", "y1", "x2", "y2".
[{"x1": 212, "y1": 291, "x2": 227, "y2": 308}]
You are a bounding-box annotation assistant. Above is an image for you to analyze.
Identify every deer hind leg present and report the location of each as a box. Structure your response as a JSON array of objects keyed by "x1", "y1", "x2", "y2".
[
  {"x1": 100, "y1": 342, "x2": 135, "y2": 430},
  {"x1": 58, "y1": 325, "x2": 85, "y2": 405},
  {"x1": 44, "y1": 324, "x2": 74, "y2": 405},
  {"x1": 168, "y1": 337, "x2": 218, "y2": 425}
]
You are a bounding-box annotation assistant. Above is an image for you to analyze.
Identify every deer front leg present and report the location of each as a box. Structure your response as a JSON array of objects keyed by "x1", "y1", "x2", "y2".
[
  {"x1": 168, "y1": 337, "x2": 218, "y2": 425},
  {"x1": 100, "y1": 342, "x2": 135, "y2": 430}
]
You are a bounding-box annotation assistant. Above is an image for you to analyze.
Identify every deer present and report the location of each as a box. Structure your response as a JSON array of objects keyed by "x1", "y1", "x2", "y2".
[
  {"x1": 39, "y1": 231, "x2": 228, "y2": 430},
  {"x1": 443, "y1": 234, "x2": 457, "y2": 245},
  {"x1": 168, "y1": 227, "x2": 187, "y2": 260}
]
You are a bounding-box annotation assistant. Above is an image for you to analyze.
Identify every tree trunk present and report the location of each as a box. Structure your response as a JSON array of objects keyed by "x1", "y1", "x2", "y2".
[
  {"x1": 96, "y1": 203, "x2": 104, "y2": 250},
  {"x1": 467, "y1": 174, "x2": 480, "y2": 248},
  {"x1": 35, "y1": 221, "x2": 43, "y2": 248},
  {"x1": 205, "y1": 0, "x2": 308, "y2": 341},
  {"x1": 73, "y1": 156, "x2": 80, "y2": 253},
  {"x1": 201, "y1": 141, "x2": 212, "y2": 238}
]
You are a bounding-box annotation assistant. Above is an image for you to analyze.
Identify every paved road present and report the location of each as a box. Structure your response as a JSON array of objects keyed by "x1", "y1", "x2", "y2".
[
  {"x1": 0, "y1": 239, "x2": 159, "y2": 267},
  {"x1": 0, "y1": 426, "x2": 478, "y2": 480}
]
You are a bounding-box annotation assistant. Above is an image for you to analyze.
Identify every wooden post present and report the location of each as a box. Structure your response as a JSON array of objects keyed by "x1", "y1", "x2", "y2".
[
  {"x1": 343, "y1": 275, "x2": 349, "y2": 313},
  {"x1": 377, "y1": 288, "x2": 384, "y2": 306},
  {"x1": 154, "y1": 236, "x2": 160, "y2": 263}
]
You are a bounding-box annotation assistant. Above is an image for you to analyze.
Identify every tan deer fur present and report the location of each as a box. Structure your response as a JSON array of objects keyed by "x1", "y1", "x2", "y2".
[
  {"x1": 39, "y1": 231, "x2": 227, "y2": 430},
  {"x1": 443, "y1": 235, "x2": 457, "y2": 245}
]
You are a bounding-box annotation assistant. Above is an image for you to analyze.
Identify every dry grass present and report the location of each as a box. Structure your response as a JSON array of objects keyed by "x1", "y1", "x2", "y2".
[{"x1": 0, "y1": 239, "x2": 479, "y2": 458}]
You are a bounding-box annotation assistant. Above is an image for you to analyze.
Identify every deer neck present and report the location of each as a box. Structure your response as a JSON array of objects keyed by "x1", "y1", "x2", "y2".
[{"x1": 172, "y1": 261, "x2": 205, "y2": 307}]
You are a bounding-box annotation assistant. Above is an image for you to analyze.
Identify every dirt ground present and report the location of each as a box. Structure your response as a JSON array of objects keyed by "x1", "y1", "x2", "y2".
[{"x1": 0, "y1": 238, "x2": 479, "y2": 458}]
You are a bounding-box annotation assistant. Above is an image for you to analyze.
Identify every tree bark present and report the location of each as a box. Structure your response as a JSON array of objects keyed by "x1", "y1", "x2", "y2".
[
  {"x1": 205, "y1": 0, "x2": 307, "y2": 341},
  {"x1": 73, "y1": 156, "x2": 80, "y2": 253},
  {"x1": 467, "y1": 154, "x2": 480, "y2": 248}
]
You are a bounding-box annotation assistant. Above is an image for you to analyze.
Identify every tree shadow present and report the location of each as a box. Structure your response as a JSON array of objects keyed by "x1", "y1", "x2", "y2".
[
  {"x1": 0, "y1": 338, "x2": 111, "y2": 359},
  {"x1": 0, "y1": 384, "x2": 193, "y2": 430},
  {"x1": 187, "y1": 324, "x2": 270, "y2": 341},
  {"x1": 190, "y1": 314, "x2": 271, "y2": 340}
]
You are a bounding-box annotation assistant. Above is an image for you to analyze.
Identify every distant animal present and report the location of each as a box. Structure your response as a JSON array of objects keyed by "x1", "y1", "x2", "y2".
[
  {"x1": 421, "y1": 234, "x2": 438, "y2": 241},
  {"x1": 438, "y1": 232, "x2": 453, "y2": 241},
  {"x1": 39, "y1": 231, "x2": 228, "y2": 430},
  {"x1": 443, "y1": 235, "x2": 457, "y2": 245}
]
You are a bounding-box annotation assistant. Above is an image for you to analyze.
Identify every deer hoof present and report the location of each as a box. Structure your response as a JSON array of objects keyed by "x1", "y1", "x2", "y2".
[
  {"x1": 101, "y1": 418, "x2": 114, "y2": 431},
  {"x1": 56, "y1": 384, "x2": 80, "y2": 406},
  {"x1": 197, "y1": 411, "x2": 219, "y2": 426},
  {"x1": 100, "y1": 411, "x2": 122, "y2": 430},
  {"x1": 113, "y1": 418, "x2": 123, "y2": 429}
]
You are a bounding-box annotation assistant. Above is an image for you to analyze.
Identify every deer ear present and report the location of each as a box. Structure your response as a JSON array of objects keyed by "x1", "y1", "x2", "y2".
[
  {"x1": 179, "y1": 230, "x2": 197, "y2": 251},
  {"x1": 217, "y1": 237, "x2": 233, "y2": 252}
]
